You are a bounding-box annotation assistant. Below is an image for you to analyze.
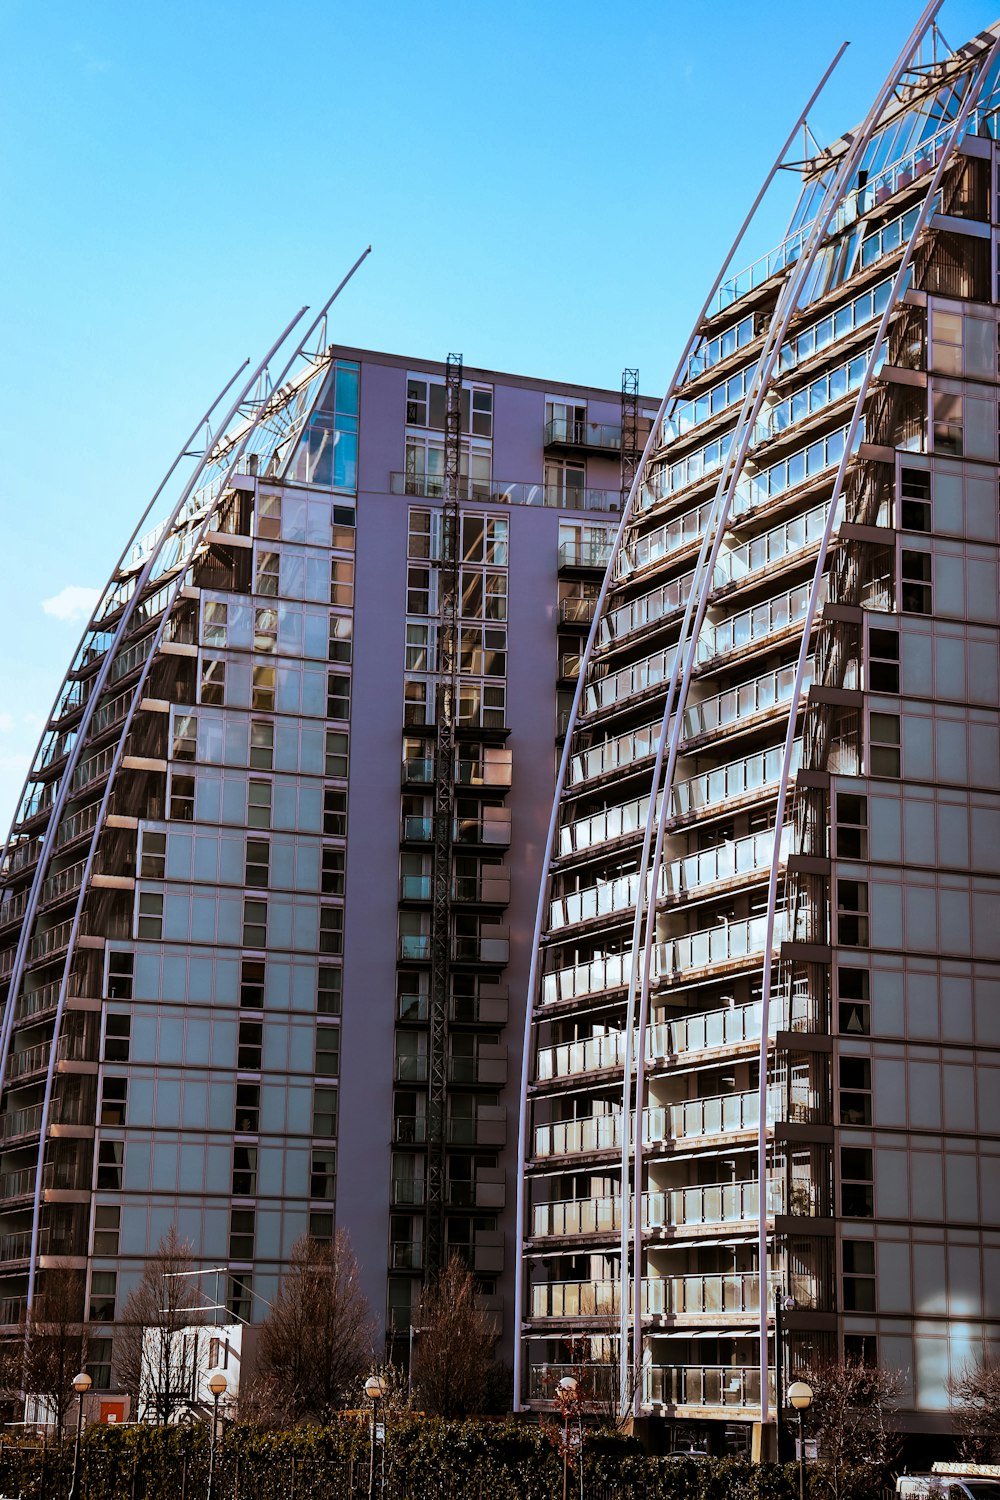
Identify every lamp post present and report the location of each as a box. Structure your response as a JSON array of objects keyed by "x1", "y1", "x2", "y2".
[
  {"x1": 557, "y1": 1375, "x2": 578, "y2": 1500},
  {"x1": 206, "y1": 1369, "x2": 227, "y2": 1500},
  {"x1": 365, "y1": 1374, "x2": 387, "y2": 1500},
  {"x1": 775, "y1": 1292, "x2": 796, "y2": 1461},
  {"x1": 68, "y1": 1370, "x2": 91, "y2": 1500},
  {"x1": 787, "y1": 1380, "x2": 813, "y2": 1500}
]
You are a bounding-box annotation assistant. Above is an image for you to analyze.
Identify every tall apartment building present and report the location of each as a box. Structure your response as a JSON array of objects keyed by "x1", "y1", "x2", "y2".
[
  {"x1": 517, "y1": 13, "x2": 1000, "y2": 1456},
  {"x1": 0, "y1": 319, "x2": 654, "y2": 1391}
]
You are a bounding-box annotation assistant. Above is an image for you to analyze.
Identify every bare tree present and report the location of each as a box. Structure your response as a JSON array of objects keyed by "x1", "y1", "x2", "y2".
[
  {"x1": 116, "y1": 1225, "x2": 202, "y2": 1423},
  {"x1": 801, "y1": 1356, "x2": 905, "y2": 1500},
  {"x1": 254, "y1": 1231, "x2": 375, "y2": 1423},
  {"x1": 949, "y1": 1356, "x2": 1000, "y2": 1462},
  {"x1": 410, "y1": 1255, "x2": 497, "y2": 1418},
  {"x1": 18, "y1": 1266, "x2": 89, "y2": 1432}
]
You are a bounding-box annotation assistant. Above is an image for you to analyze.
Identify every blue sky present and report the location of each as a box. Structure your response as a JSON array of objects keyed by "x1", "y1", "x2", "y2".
[{"x1": 0, "y1": 0, "x2": 989, "y2": 830}]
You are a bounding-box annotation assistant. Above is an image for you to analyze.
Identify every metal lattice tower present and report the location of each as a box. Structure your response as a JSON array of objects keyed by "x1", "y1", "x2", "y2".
[
  {"x1": 620, "y1": 368, "x2": 640, "y2": 506},
  {"x1": 426, "y1": 352, "x2": 463, "y2": 1276}
]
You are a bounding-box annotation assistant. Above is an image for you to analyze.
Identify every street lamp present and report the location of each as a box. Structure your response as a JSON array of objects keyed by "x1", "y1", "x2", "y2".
[
  {"x1": 557, "y1": 1376, "x2": 578, "y2": 1500},
  {"x1": 788, "y1": 1380, "x2": 813, "y2": 1500},
  {"x1": 206, "y1": 1369, "x2": 228, "y2": 1500},
  {"x1": 774, "y1": 1292, "x2": 796, "y2": 1460},
  {"x1": 365, "y1": 1374, "x2": 388, "y2": 1500},
  {"x1": 68, "y1": 1370, "x2": 92, "y2": 1500}
]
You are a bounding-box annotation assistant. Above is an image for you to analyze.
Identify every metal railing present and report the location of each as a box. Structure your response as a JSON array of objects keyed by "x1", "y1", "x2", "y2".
[{"x1": 544, "y1": 417, "x2": 622, "y2": 450}]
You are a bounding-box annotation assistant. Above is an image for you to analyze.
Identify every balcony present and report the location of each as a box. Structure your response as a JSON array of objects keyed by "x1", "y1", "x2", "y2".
[
  {"x1": 681, "y1": 660, "x2": 812, "y2": 745},
  {"x1": 670, "y1": 740, "x2": 800, "y2": 822},
  {"x1": 534, "y1": 1113, "x2": 623, "y2": 1159},
  {"x1": 558, "y1": 653, "x2": 581, "y2": 682},
  {"x1": 0, "y1": 1167, "x2": 37, "y2": 1203},
  {"x1": 644, "y1": 1086, "x2": 782, "y2": 1145},
  {"x1": 446, "y1": 1104, "x2": 506, "y2": 1147},
  {"x1": 653, "y1": 911, "x2": 788, "y2": 985},
  {"x1": 454, "y1": 807, "x2": 511, "y2": 847},
  {"x1": 558, "y1": 789, "x2": 657, "y2": 859},
  {"x1": 393, "y1": 1115, "x2": 427, "y2": 1145},
  {"x1": 601, "y1": 570, "x2": 694, "y2": 647},
  {"x1": 402, "y1": 758, "x2": 434, "y2": 786},
  {"x1": 714, "y1": 500, "x2": 830, "y2": 592},
  {"x1": 568, "y1": 721, "x2": 658, "y2": 789},
  {"x1": 559, "y1": 596, "x2": 597, "y2": 627},
  {"x1": 456, "y1": 753, "x2": 513, "y2": 790},
  {"x1": 584, "y1": 643, "x2": 678, "y2": 716},
  {"x1": 453, "y1": 871, "x2": 511, "y2": 905},
  {"x1": 696, "y1": 582, "x2": 822, "y2": 671},
  {"x1": 732, "y1": 423, "x2": 850, "y2": 521},
  {"x1": 661, "y1": 825, "x2": 789, "y2": 903},
  {"x1": 559, "y1": 540, "x2": 613, "y2": 571},
  {"x1": 390, "y1": 1240, "x2": 423, "y2": 1271},
  {"x1": 638, "y1": 433, "x2": 730, "y2": 515},
  {"x1": 542, "y1": 948, "x2": 630, "y2": 1006},
  {"x1": 646, "y1": 1364, "x2": 775, "y2": 1409},
  {"x1": 452, "y1": 930, "x2": 510, "y2": 964},
  {"x1": 619, "y1": 496, "x2": 716, "y2": 576},
  {"x1": 391, "y1": 1177, "x2": 425, "y2": 1207},
  {"x1": 398, "y1": 935, "x2": 430, "y2": 963},
  {"x1": 530, "y1": 1271, "x2": 781, "y2": 1321},
  {"x1": 536, "y1": 1031, "x2": 627, "y2": 1083},
  {"x1": 390, "y1": 472, "x2": 619, "y2": 513},
  {"x1": 532, "y1": 1195, "x2": 622, "y2": 1238},
  {"x1": 544, "y1": 416, "x2": 622, "y2": 453},
  {"x1": 394, "y1": 1047, "x2": 428, "y2": 1083},
  {"x1": 644, "y1": 1178, "x2": 784, "y2": 1231},
  {"x1": 6, "y1": 1041, "x2": 52, "y2": 1083},
  {"x1": 447, "y1": 1042, "x2": 507, "y2": 1086}
]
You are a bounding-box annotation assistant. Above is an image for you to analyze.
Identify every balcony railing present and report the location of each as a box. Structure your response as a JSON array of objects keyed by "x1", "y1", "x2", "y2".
[
  {"x1": 653, "y1": 912, "x2": 788, "y2": 983},
  {"x1": 542, "y1": 948, "x2": 630, "y2": 1006},
  {"x1": 534, "y1": 1113, "x2": 623, "y2": 1158},
  {"x1": 532, "y1": 1195, "x2": 622, "y2": 1238},
  {"x1": 645, "y1": 1086, "x2": 782, "y2": 1144},
  {"x1": 585, "y1": 643, "x2": 678, "y2": 715},
  {"x1": 682, "y1": 661, "x2": 811, "y2": 742},
  {"x1": 559, "y1": 540, "x2": 614, "y2": 570},
  {"x1": 697, "y1": 581, "x2": 822, "y2": 668},
  {"x1": 619, "y1": 496, "x2": 717, "y2": 576},
  {"x1": 732, "y1": 423, "x2": 851, "y2": 518},
  {"x1": 559, "y1": 596, "x2": 597, "y2": 625},
  {"x1": 670, "y1": 740, "x2": 800, "y2": 821},
  {"x1": 389, "y1": 472, "x2": 619, "y2": 512},
  {"x1": 644, "y1": 1178, "x2": 784, "y2": 1230},
  {"x1": 601, "y1": 570, "x2": 694, "y2": 647},
  {"x1": 558, "y1": 788, "x2": 660, "y2": 858},
  {"x1": 531, "y1": 1272, "x2": 784, "y2": 1320},
  {"x1": 662, "y1": 825, "x2": 788, "y2": 902},
  {"x1": 715, "y1": 500, "x2": 830, "y2": 590},
  {"x1": 528, "y1": 1362, "x2": 775, "y2": 1408},
  {"x1": 544, "y1": 417, "x2": 622, "y2": 451},
  {"x1": 710, "y1": 218, "x2": 813, "y2": 319}
]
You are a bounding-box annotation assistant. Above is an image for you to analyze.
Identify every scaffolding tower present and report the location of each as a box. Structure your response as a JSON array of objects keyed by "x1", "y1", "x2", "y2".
[{"x1": 620, "y1": 368, "x2": 640, "y2": 506}]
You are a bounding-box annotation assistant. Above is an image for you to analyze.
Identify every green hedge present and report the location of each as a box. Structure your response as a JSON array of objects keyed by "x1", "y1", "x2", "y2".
[{"x1": 0, "y1": 1419, "x2": 809, "y2": 1499}]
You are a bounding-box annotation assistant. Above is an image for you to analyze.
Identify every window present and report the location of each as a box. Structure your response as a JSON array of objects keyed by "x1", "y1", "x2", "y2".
[
  {"x1": 243, "y1": 899, "x2": 267, "y2": 950},
  {"x1": 331, "y1": 558, "x2": 354, "y2": 607},
  {"x1": 104, "y1": 1014, "x2": 131, "y2": 1063},
  {"x1": 841, "y1": 1146, "x2": 874, "y2": 1217},
  {"x1": 406, "y1": 623, "x2": 434, "y2": 671},
  {"x1": 901, "y1": 549, "x2": 932, "y2": 614},
  {"x1": 313, "y1": 1085, "x2": 338, "y2": 1138},
  {"x1": 471, "y1": 388, "x2": 493, "y2": 438},
  {"x1": 332, "y1": 514, "x2": 355, "y2": 552},
  {"x1": 311, "y1": 1148, "x2": 337, "y2": 1200},
  {"x1": 237, "y1": 1020, "x2": 263, "y2": 1071},
  {"x1": 235, "y1": 1083, "x2": 260, "y2": 1133},
  {"x1": 868, "y1": 628, "x2": 899, "y2": 693},
  {"x1": 240, "y1": 959, "x2": 265, "y2": 1010},
  {"x1": 137, "y1": 892, "x2": 163, "y2": 940},
  {"x1": 838, "y1": 967, "x2": 871, "y2": 1035},
  {"x1": 460, "y1": 625, "x2": 507, "y2": 678},
  {"x1": 900, "y1": 466, "x2": 931, "y2": 531},
  {"x1": 172, "y1": 713, "x2": 197, "y2": 761},
  {"x1": 257, "y1": 493, "x2": 281, "y2": 539},
  {"x1": 461, "y1": 568, "x2": 507, "y2": 621},
  {"x1": 252, "y1": 664, "x2": 276, "y2": 712},
  {"x1": 325, "y1": 730, "x2": 349, "y2": 779},
  {"x1": 232, "y1": 1145, "x2": 258, "y2": 1197},
  {"x1": 844, "y1": 1334, "x2": 878, "y2": 1365},
  {"x1": 318, "y1": 965, "x2": 342, "y2": 1016},
  {"x1": 869, "y1": 712, "x2": 901, "y2": 778},
  {"x1": 931, "y1": 309, "x2": 963, "y2": 375},
  {"x1": 97, "y1": 1141, "x2": 123, "y2": 1190},
  {"x1": 88, "y1": 1271, "x2": 117, "y2": 1324},
  {"x1": 327, "y1": 672, "x2": 351, "y2": 721},
  {"x1": 545, "y1": 459, "x2": 586, "y2": 507},
  {"x1": 839, "y1": 1056, "x2": 872, "y2": 1125},
  {"x1": 319, "y1": 905, "x2": 343, "y2": 955},
  {"x1": 321, "y1": 848, "x2": 345, "y2": 896},
  {"x1": 248, "y1": 780, "x2": 272, "y2": 830},
  {"x1": 256, "y1": 550, "x2": 279, "y2": 596},
  {"x1": 200, "y1": 658, "x2": 226, "y2": 705},
  {"x1": 329, "y1": 615, "x2": 353, "y2": 664},
  {"x1": 323, "y1": 789, "x2": 347, "y2": 837},
  {"x1": 309, "y1": 1212, "x2": 334, "y2": 1242},
  {"x1": 203, "y1": 601, "x2": 228, "y2": 648},
  {"x1": 404, "y1": 678, "x2": 430, "y2": 726},
  {"x1": 835, "y1": 794, "x2": 868, "y2": 860},
  {"x1": 227, "y1": 1274, "x2": 252, "y2": 1323},
  {"x1": 245, "y1": 838, "x2": 270, "y2": 889},
  {"x1": 837, "y1": 880, "x2": 869, "y2": 947},
  {"x1": 140, "y1": 831, "x2": 166, "y2": 879},
  {"x1": 93, "y1": 1205, "x2": 120, "y2": 1255},
  {"x1": 407, "y1": 509, "x2": 436, "y2": 560},
  {"x1": 250, "y1": 721, "x2": 274, "y2": 771},
  {"x1": 106, "y1": 952, "x2": 133, "y2": 1000},
  {"x1": 842, "y1": 1241, "x2": 876, "y2": 1312},
  {"x1": 933, "y1": 389, "x2": 963, "y2": 453},
  {"x1": 229, "y1": 1208, "x2": 256, "y2": 1261},
  {"x1": 316, "y1": 1026, "x2": 340, "y2": 1077},
  {"x1": 407, "y1": 565, "x2": 432, "y2": 615},
  {"x1": 253, "y1": 610, "x2": 278, "y2": 657},
  {"x1": 170, "y1": 773, "x2": 195, "y2": 821},
  {"x1": 100, "y1": 1076, "x2": 128, "y2": 1127}
]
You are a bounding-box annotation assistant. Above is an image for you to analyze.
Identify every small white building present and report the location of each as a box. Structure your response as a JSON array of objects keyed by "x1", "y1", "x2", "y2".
[{"x1": 138, "y1": 1322, "x2": 253, "y2": 1423}]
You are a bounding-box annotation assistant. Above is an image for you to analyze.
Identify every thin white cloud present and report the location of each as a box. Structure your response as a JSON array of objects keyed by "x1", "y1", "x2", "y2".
[{"x1": 41, "y1": 585, "x2": 100, "y2": 623}]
